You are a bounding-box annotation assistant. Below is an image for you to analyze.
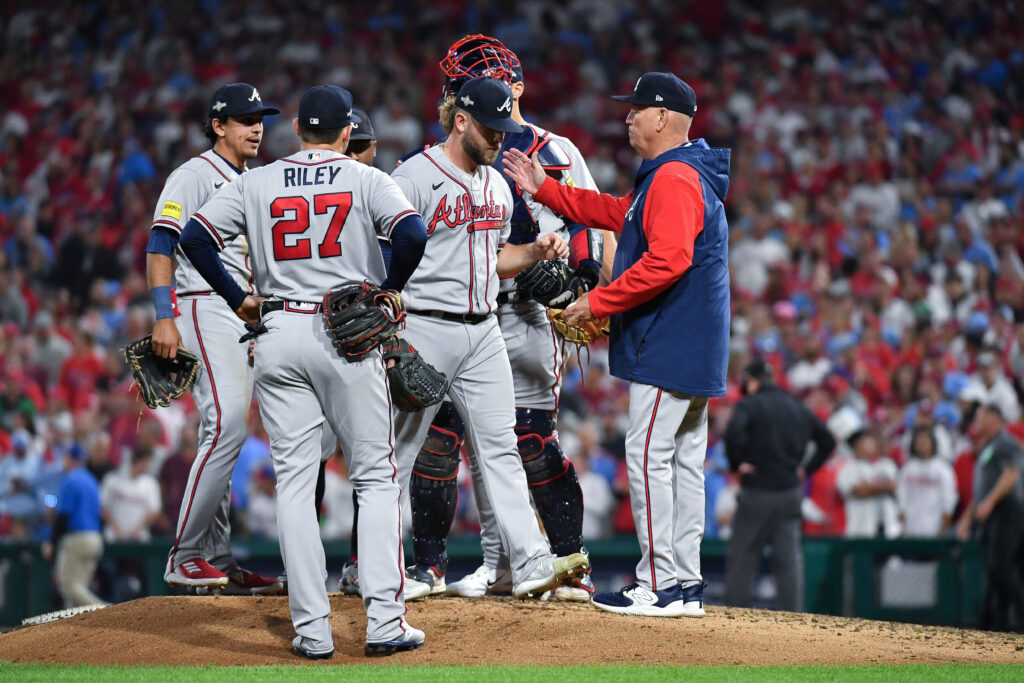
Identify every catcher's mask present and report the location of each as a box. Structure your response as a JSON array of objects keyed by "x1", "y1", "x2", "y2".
[{"x1": 439, "y1": 34, "x2": 520, "y2": 101}]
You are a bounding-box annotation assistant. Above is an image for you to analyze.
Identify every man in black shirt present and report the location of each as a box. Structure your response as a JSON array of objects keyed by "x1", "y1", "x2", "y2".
[
  {"x1": 723, "y1": 359, "x2": 835, "y2": 611},
  {"x1": 956, "y1": 402, "x2": 1024, "y2": 631}
]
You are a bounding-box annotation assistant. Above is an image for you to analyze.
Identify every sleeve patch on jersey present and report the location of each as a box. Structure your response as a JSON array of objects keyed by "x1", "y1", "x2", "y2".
[
  {"x1": 565, "y1": 175, "x2": 576, "y2": 187},
  {"x1": 160, "y1": 201, "x2": 183, "y2": 221}
]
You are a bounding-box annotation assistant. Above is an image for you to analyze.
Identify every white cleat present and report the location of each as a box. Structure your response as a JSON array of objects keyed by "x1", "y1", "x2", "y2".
[{"x1": 513, "y1": 552, "x2": 590, "y2": 599}]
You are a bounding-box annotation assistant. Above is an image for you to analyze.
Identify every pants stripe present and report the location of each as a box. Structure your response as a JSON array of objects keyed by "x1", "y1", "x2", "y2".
[
  {"x1": 643, "y1": 388, "x2": 663, "y2": 590},
  {"x1": 170, "y1": 300, "x2": 223, "y2": 567},
  {"x1": 381, "y1": 355, "x2": 406, "y2": 622}
]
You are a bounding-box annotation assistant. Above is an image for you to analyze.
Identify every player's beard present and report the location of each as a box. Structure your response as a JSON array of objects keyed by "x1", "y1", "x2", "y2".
[{"x1": 462, "y1": 130, "x2": 499, "y2": 167}]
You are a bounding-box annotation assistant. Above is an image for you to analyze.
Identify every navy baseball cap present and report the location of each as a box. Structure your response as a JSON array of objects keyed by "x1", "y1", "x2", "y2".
[
  {"x1": 298, "y1": 85, "x2": 354, "y2": 130},
  {"x1": 454, "y1": 77, "x2": 522, "y2": 133},
  {"x1": 612, "y1": 72, "x2": 697, "y2": 116},
  {"x1": 208, "y1": 83, "x2": 280, "y2": 119},
  {"x1": 350, "y1": 108, "x2": 376, "y2": 141}
]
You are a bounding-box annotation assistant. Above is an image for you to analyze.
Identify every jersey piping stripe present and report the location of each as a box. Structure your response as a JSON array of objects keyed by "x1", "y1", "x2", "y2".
[
  {"x1": 193, "y1": 213, "x2": 226, "y2": 250},
  {"x1": 243, "y1": 250, "x2": 255, "y2": 293},
  {"x1": 481, "y1": 172, "x2": 491, "y2": 313},
  {"x1": 380, "y1": 353, "x2": 406, "y2": 616},
  {"x1": 421, "y1": 151, "x2": 477, "y2": 314},
  {"x1": 642, "y1": 388, "x2": 663, "y2": 590},
  {"x1": 198, "y1": 154, "x2": 232, "y2": 182},
  {"x1": 386, "y1": 209, "x2": 417, "y2": 233},
  {"x1": 170, "y1": 299, "x2": 223, "y2": 568},
  {"x1": 282, "y1": 157, "x2": 355, "y2": 166},
  {"x1": 484, "y1": 231, "x2": 491, "y2": 313},
  {"x1": 152, "y1": 219, "x2": 182, "y2": 233}
]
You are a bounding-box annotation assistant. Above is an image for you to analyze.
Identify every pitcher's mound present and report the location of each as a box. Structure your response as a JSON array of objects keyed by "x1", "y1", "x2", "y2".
[{"x1": 1, "y1": 595, "x2": 1022, "y2": 666}]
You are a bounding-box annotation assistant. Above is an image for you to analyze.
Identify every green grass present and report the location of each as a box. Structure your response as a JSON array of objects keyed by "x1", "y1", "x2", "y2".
[{"x1": 1, "y1": 664, "x2": 1022, "y2": 682}]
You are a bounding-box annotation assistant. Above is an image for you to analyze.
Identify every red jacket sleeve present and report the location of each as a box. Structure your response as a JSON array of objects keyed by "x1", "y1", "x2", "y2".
[
  {"x1": 588, "y1": 162, "x2": 705, "y2": 318},
  {"x1": 532, "y1": 176, "x2": 631, "y2": 232}
]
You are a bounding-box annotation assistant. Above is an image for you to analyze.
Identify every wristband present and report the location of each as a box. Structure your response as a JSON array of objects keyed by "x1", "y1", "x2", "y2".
[{"x1": 151, "y1": 286, "x2": 174, "y2": 320}]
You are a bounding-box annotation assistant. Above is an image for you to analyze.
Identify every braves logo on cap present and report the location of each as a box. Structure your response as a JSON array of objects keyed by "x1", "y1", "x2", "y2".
[
  {"x1": 249, "y1": 88, "x2": 261, "y2": 102},
  {"x1": 497, "y1": 96, "x2": 511, "y2": 113}
]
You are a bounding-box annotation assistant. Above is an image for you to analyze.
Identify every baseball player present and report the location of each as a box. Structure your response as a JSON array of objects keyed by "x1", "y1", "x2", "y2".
[
  {"x1": 146, "y1": 83, "x2": 283, "y2": 595},
  {"x1": 315, "y1": 107, "x2": 431, "y2": 601},
  {"x1": 178, "y1": 85, "x2": 429, "y2": 658},
  {"x1": 393, "y1": 36, "x2": 609, "y2": 601},
  {"x1": 348, "y1": 108, "x2": 378, "y2": 166},
  {"x1": 388, "y1": 75, "x2": 589, "y2": 601}
]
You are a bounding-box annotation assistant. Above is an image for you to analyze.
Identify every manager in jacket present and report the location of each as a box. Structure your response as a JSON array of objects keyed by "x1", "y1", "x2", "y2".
[
  {"x1": 504, "y1": 72, "x2": 730, "y2": 617},
  {"x1": 723, "y1": 359, "x2": 836, "y2": 611}
]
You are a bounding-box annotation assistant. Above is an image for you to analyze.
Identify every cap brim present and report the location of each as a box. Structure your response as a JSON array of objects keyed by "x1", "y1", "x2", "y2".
[
  {"x1": 216, "y1": 104, "x2": 281, "y2": 118},
  {"x1": 473, "y1": 114, "x2": 523, "y2": 133},
  {"x1": 611, "y1": 94, "x2": 647, "y2": 105},
  {"x1": 349, "y1": 133, "x2": 376, "y2": 141}
]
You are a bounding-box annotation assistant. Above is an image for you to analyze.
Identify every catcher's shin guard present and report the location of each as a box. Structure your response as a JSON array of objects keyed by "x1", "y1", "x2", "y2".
[
  {"x1": 515, "y1": 408, "x2": 585, "y2": 557},
  {"x1": 410, "y1": 401, "x2": 465, "y2": 573}
]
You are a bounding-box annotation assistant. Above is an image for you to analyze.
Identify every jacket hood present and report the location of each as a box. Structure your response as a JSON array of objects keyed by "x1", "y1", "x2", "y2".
[{"x1": 636, "y1": 138, "x2": 731, "y2": 202}]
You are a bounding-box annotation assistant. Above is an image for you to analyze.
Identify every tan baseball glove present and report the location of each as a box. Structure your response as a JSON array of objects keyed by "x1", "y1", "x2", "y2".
[{"x1": 547, "y1": 308, "x2": 610, "y2": 346}]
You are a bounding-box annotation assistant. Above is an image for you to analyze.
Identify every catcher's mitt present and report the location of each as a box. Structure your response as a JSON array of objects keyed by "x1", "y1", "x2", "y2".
[
  {"x1": 323, "y1": 282, "x2": 405, "y2": 360},
  {"x1": 515, "y1": 259, "x2": 571, "y2": 305},
  {"x1": 121, "y1": 336, "x2": 200, "y2": 409},
  {"x1": 381, "y1": 338, "x2": 448, "y2": 411},
  {"x1": 547, "y1": 309, "x2": 610, "y2": 346},
  {"x1": 515, "y1": 259, "x2": 597, "y2": 307}
]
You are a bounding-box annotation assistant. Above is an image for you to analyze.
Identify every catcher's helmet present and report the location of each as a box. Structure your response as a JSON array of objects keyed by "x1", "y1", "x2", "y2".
[{"x1": 439, "y1": 34, "x2": 520, "y2": 101}]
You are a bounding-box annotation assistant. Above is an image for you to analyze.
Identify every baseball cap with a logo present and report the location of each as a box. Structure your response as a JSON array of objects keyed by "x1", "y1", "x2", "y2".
[
  {"x1": 454, "y1": 77, "x2": 523, "y2": 133},
  {"x1": 612, "y1": 72, "x2": 697, "y2": 116},
  {"x1": 349, "y1": 108, "x2": 376, "y2": 141},
  {"x1": 208, "y1": 83, "x2": 280, "y2": 119},
  {"x1": 298, "y1": 85, "x2": 354, "y2": 130}
]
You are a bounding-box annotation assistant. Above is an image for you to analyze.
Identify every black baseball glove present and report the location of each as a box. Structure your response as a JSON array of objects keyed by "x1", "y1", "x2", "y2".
[
  {"x1": 514, "y1": 259, "x2": 599, "y2": 307},
  {"x1": 121, "y1": 336, "x2": 200, "y2": 409},
  {"x1": 322, "y1": 282, "x2": 405, "y2": 360},
  {"x1": 381, "y1": 338, "x2": 448, "y2": 411}
]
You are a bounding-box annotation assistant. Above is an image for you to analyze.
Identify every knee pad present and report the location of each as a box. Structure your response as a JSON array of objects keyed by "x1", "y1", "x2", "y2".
[
  {"x1": 410, "y1": 402, "x2": 464, "y2": 572},
  {"x1": 515, "y1": 408, "x2": 585, "y2": 556},
  {"x1": 515, "y1": 408, "x2": 563, "y2": 484},
  {"x1": 412, "y1": 402, "x2": 465, "y2": 481}
]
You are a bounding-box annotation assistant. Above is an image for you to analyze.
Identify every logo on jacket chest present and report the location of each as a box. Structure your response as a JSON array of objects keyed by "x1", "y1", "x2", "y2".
[
  {"x1": 428, "y1": 192, "x2": 506, "y2": 233},
  {"x1": 625, "y1": 190, "x2": 646, "y2": 221}
]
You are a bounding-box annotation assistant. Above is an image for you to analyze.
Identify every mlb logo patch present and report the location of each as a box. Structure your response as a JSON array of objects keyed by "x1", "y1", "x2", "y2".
[{"x1": 308, "y1": 152, "x2": 322, "y2": 161}]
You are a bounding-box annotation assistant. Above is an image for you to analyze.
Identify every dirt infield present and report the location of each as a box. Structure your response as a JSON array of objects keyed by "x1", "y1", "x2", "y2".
[{"x1": 1, "y1": 595, "x2": 1023, "y2": 666}]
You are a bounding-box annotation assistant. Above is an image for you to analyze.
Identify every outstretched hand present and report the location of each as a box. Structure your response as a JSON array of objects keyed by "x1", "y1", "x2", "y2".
[{"x1": 502, "y1": 149, "x2": 546, "y2": 195}]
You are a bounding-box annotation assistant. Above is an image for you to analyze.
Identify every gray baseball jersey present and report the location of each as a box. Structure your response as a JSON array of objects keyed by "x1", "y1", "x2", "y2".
[
  {"x1": 194, "y1": 149, "x2": 416, "y2": 299},
  {"x1": 388, "y1": 141, "x2": 560, "y2": 588},
  {"x1": 160, "y1": 150, "x2": 254, "y2": 589},
  {"x1": 151, "y1": 151, "x2": 255, "y2": 295},
  {"x1": 191, "y1": 147, "x2": 418, "y2": 648},
  {"x1": 390, "y1": 145, "x2": 512, "y2": 314}
]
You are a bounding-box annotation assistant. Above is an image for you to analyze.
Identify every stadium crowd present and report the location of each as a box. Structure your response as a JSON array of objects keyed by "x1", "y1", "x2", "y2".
[{"x1": 1, "y1": 0, "x2": 1023, "y2": 570}]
